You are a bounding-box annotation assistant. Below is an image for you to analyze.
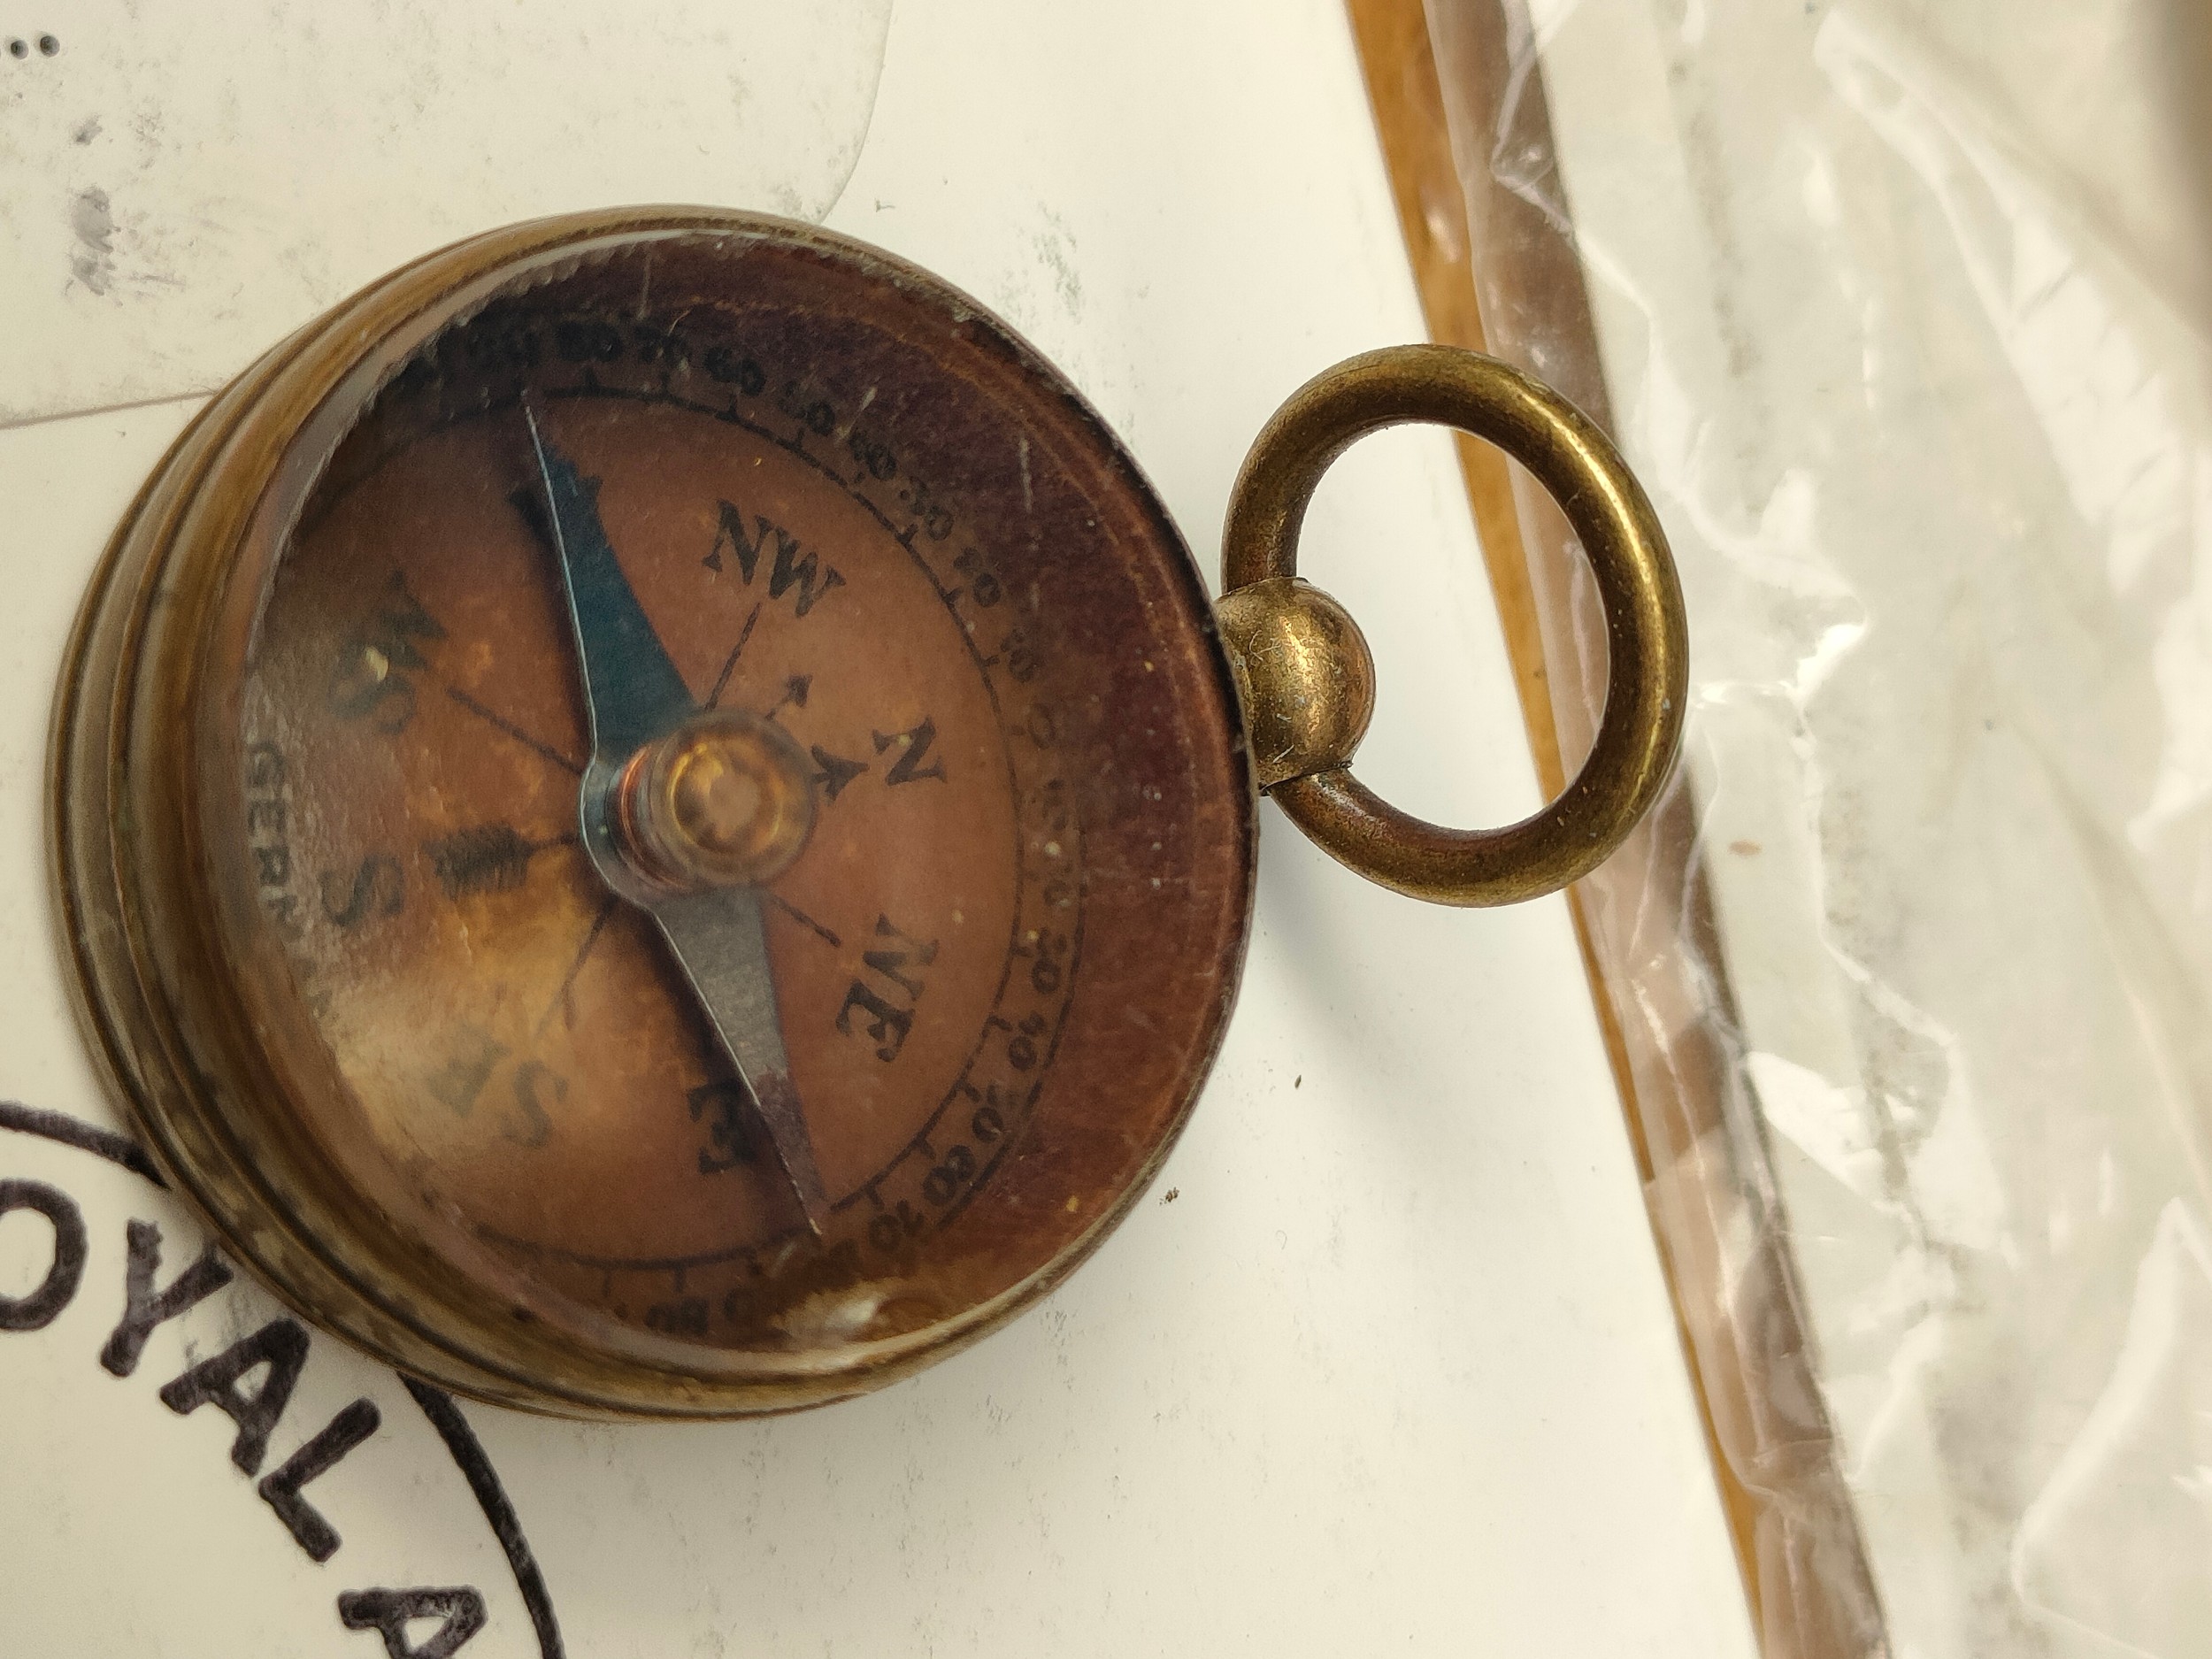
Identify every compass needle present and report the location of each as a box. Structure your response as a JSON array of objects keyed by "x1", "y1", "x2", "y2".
[
  {"x1": 525, "y1": 391, "x2": 831, "y2": 1232},
  {"x1": 655, "y1": 889, "x2": 830, "y2": 1233},
  {"x1": 521, "y1": 389, "x2": 693, "y2": 751}
]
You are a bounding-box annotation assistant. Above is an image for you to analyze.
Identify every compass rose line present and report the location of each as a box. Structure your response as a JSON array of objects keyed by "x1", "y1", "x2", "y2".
[
  {"x1": 703, "y1": 602, "x2": 762, "y2": 711},
  {"x1": 445, "y1": 685, "x2": 587, "y2": 777},
  {"x1": 764, "y1": 891, "x2": 841, "y2": 949},
  {"x1": 538, "y1": 896, "x2": 618, "y2": 1035}
]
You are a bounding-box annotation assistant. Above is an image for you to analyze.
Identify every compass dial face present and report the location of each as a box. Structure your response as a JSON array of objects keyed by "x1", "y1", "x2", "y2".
[
  {"x1": 251, "y1": 384, "x2": 1041, "y2": 1308},
  {"x1": 61, "y1": 215, "x2": 1255, "y2": 1414}
]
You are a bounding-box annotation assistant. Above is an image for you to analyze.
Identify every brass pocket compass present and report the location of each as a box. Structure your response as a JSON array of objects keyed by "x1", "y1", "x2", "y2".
[{"x1": 51, "y1": 209, "x2": 1684, "y2": 1418}]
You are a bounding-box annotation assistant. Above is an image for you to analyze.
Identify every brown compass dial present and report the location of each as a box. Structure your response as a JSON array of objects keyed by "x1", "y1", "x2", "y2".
[{"x1": 117, "y1": 220, "x2": 1261, "y2": 1407}]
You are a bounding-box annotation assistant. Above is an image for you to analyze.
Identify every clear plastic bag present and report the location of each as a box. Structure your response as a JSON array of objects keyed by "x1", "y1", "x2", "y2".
[{"x1": 1398, "y1": 3, "x2": 2212, "y2": 1652}]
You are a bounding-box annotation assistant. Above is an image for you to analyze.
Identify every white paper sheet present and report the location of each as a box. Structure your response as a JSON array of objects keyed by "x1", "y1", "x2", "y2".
[
  {"x1": 0, "y1": 3, "x2": 1754, "y2": 1654},
  {"x1": 0, "y1": 0, "x2": 895, "y2": 425}
]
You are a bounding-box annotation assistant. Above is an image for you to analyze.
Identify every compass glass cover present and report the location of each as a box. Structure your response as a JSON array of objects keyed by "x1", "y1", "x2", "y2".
[{"x1": 180, "y1": 224, "x2": 1250, "y2": 1403}]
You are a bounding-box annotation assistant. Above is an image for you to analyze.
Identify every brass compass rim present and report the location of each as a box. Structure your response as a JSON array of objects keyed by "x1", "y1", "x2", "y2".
[{"x1": 50, "y1": 206, "x2": 1258, "y2": 1419}]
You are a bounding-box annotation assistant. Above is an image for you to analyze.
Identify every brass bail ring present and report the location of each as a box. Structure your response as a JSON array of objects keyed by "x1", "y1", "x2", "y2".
[{"x1": 1217, "y1": 344, "x2": 1687, "y2": 907}]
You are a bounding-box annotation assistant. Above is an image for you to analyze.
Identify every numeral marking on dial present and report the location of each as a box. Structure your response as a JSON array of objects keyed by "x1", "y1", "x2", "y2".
[
  {"x1": 986, "y1": 1010, "x2": 1049, "y2": 1071},
  {"x1": 952, "y1": 546, "x2": 1003, "y2": 607},
  {"x1": 920, "y1": 1145, "x2": 976, "y2": 1207},
  {"x1": 1017, "y1": 928, "x2": 1070, "y2": 996}
]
